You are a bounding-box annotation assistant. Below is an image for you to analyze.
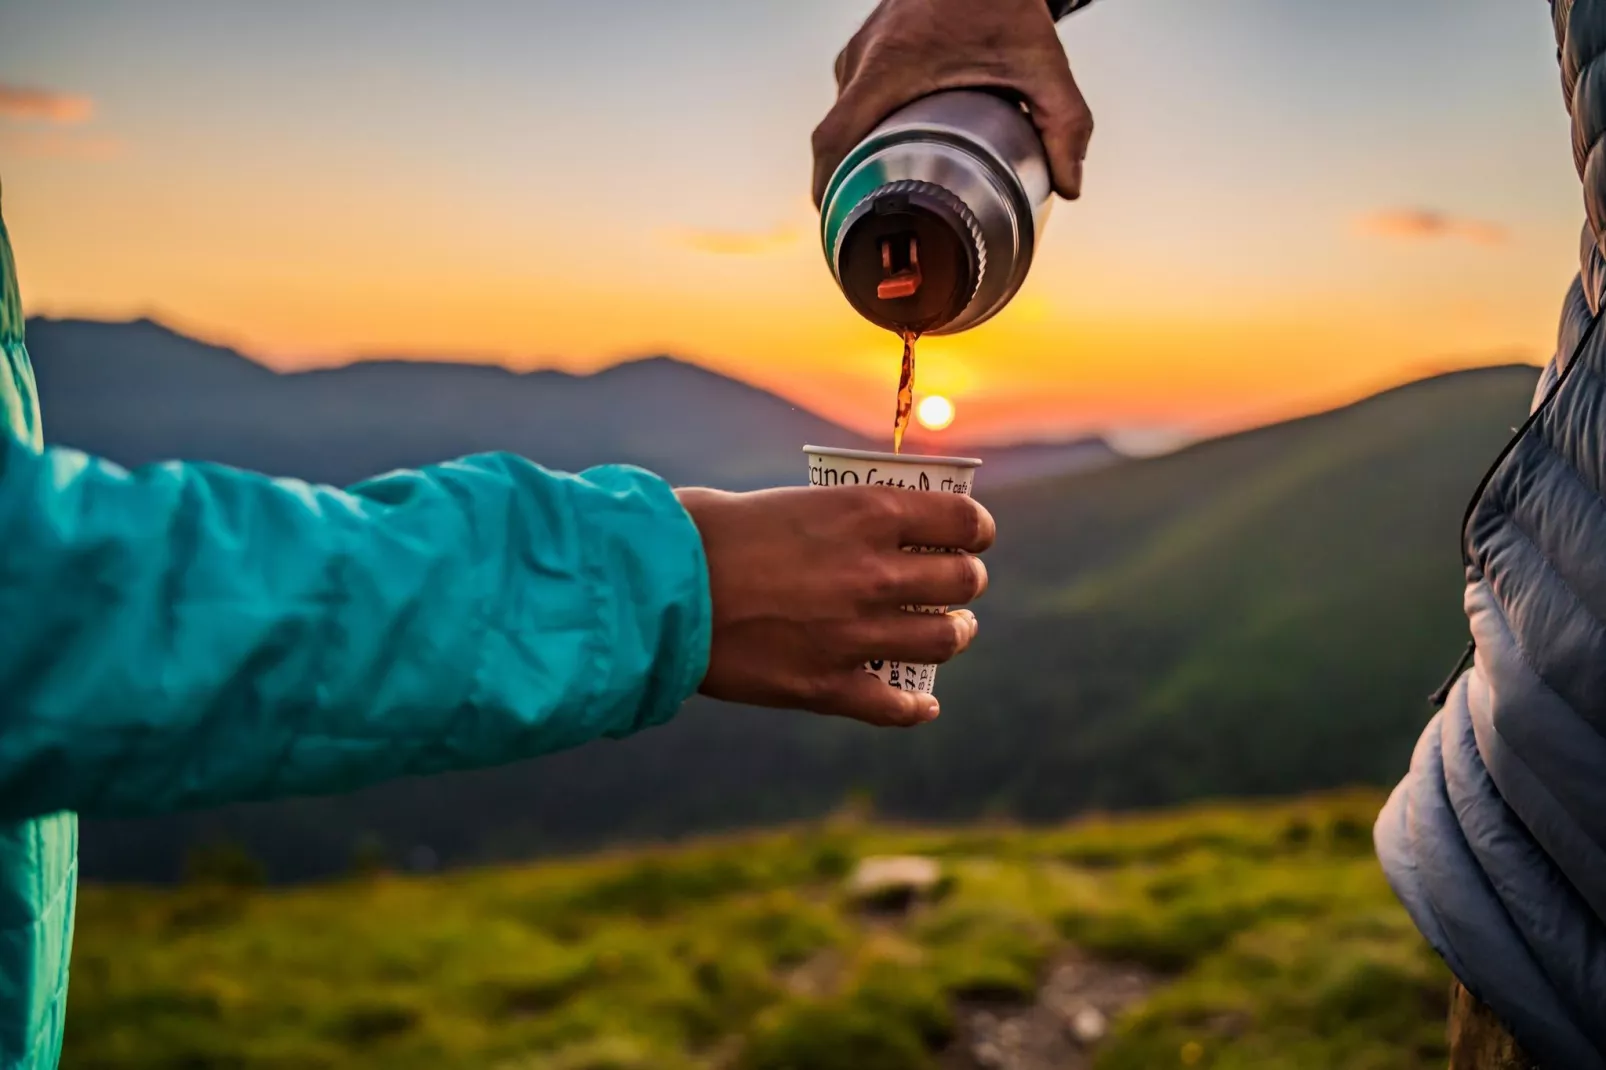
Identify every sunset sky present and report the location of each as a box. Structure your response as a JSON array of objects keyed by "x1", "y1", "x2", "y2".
[{"x1": 0, "y1": 0, "x2": 1584, "y2": 444}]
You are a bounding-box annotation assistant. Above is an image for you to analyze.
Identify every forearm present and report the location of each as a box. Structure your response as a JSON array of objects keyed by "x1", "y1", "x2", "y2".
[{"x1": 0, "y1": 432, "x2": 709, "y2": 821}]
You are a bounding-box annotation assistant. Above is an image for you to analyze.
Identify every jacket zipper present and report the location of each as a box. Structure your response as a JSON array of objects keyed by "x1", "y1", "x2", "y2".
[
  {"x1": 1430, "y1": 300, "x2": 1602, "y2": 708},
  {"x1": 1429, "y1": 641, "x2": 1476, "y2": 708}
]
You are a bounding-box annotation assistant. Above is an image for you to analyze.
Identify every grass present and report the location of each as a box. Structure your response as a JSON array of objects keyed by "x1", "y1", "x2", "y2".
[{"x1": 64, "y1": 791, "x2": 1450, "y2": 1069}]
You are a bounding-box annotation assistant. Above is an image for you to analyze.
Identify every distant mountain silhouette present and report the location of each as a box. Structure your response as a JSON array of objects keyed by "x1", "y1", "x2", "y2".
[{"x1": 23, "y1": 317, "x2": 1122, "y2": 491}]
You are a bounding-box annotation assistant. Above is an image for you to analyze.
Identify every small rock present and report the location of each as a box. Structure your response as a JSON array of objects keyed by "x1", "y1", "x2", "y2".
[
  {"x1": 999, "y1": 1019, "x2": 1025, "y2": 1047},
  {"x1": 1043, "y1": 992, "x2": 1076, "y2": 1020},
  {"x1": 1069, "y1": 1005, "x2": 1107, "y2": 1045},
  {"x1": 845, "y1": 855, "x2": 943, "y2": 910},
  {"x1": 973, "y1": 1040, "x2": 1005, "y2": 1068},
  {"x1": 1050, "y1": 963, "x2": 1081, "y2": 987}
]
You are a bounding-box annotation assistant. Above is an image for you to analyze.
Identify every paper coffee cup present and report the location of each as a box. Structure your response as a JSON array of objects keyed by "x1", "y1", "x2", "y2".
[{"x1": 804, "y1": 444, "x2": 983, "y2": 695}]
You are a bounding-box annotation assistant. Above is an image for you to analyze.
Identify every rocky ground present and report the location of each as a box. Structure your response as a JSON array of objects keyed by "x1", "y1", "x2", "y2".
[
  {"x1": 837, "y1": 855, "x2": 1159, "y2": 1070},
  {"x1": 939, "y1": 950, "x2": 1157, "y2": 1070}
]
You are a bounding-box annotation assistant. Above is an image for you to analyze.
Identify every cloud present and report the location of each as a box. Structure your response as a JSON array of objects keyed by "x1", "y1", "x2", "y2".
[
  {"x1": 0, "y1": 84, "x2": 94, "y2": 125},
  {"x1": 0, "y1": 131, "x2": 125, "y2": 161},
  {"x1": 1354, "y1": 208, "x2": 1508, "y2": 247},
  {"x1": 660, "y1": 224, "x2": 803, "y2": 255}
]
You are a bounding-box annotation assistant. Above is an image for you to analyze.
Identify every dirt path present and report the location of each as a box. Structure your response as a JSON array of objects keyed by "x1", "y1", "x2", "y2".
[
  {"x1": 785, "y1": 859, "x2": 1160, "y2": 1070},
  {"x1": 938, "y1": 950, "x2": 1158, "y2": 1070}
]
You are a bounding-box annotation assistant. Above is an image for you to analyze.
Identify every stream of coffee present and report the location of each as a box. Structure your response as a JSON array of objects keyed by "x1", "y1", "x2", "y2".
[{"x1": 892, "y1": 329, "x2": 918, "y2": 453}]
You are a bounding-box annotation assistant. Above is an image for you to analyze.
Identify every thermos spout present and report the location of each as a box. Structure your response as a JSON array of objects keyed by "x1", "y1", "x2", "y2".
[
  {"x1": 876, "y1": 237, "x2": 922, "y2": 301},
  {"x1": 819, "y1": 90, "x2": 1055, "y2": 336}
]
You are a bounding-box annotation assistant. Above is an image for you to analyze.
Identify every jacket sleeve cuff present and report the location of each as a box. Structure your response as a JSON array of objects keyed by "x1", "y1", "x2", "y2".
[{"x1": 576, "y1": 464, "x2": 711, "y2": 737}]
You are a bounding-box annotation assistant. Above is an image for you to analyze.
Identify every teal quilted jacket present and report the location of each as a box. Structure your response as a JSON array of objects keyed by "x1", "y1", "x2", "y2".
[{"x1": 0, "y1": 197, "x2": 711, "y2": 1067}]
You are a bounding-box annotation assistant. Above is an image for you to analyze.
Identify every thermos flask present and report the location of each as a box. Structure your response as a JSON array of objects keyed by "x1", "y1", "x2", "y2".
[{"x1": 818, "y1": 89, "x2": 1055, "y2": 336}]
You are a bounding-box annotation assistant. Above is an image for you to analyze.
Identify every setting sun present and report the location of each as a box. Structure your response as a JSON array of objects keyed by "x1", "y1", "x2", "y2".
[{"x1": 916, "y1": 395, "x2": 956, "y2": 431}]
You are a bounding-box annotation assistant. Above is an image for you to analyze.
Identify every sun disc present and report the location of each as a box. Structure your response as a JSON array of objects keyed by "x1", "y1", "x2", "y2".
[{"x1": 916, "y1": 395, "x2": 955, "y2": 431}]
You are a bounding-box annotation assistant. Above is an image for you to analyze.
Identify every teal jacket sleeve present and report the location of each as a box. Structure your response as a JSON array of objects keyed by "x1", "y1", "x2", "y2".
[{"x1": 0, "y1": 427, "x2": 711, "y2": 821}]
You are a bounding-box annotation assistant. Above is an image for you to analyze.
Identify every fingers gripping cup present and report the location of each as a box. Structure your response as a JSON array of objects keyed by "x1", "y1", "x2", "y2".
[{"x1": 804, "y1": 445, "x2": 983, "y2": 695}]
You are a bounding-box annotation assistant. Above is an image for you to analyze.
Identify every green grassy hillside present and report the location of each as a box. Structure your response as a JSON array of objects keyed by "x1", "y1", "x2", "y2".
[
  {"x1": 65, "y1": 793, "x2": 1450, "y2": 1070},
  {"x1": 902, "y1": 365, "x2": 1538, "y2": 820}
]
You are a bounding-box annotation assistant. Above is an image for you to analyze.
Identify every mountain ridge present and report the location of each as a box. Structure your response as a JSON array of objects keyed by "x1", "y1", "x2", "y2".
[{"x1": 21, "y1": 316, "x2": 1124, "y2": 490}]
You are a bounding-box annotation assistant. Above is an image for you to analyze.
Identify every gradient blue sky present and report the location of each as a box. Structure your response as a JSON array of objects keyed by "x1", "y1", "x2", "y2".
[{"x1": 0, "y1": 0, "x2": 1584, "y2": 441}]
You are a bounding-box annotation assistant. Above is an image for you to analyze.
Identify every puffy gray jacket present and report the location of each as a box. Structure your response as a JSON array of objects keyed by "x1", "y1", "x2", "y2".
[{"x1": 1374, "y1": 2, "x2": 1606, "y2": 1066}]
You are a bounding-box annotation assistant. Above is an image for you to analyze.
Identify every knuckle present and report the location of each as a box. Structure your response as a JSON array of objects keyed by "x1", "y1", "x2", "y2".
[
  {"x1": 957, "y1": 553, "x2": 988, "y2": 600},
  {"x1": 1049, "y1": 113, "x2": 1092, "y2": 149},
  {"x1": 971, "y1": 502, "x2": 997, "y2": 550},
  {"x1": 1043, "y1": 82, "x2": 1093, "y2": 133},
  {"x1": 949, "y1": 614, "x2": 971, "y2": 652},
  {"x1": 935, "y1": 620, "x2": 967, "y2": 661},
  {"x1": 877, "y1": 705, "x2": 916, "y2": 729},
  {"x1": 879, "y1": 693, "x2": 922, "y2": 728},
  {"x1": 811, "y1": 665, "x2": 867, "y2": 713},
  {"x1": 860, "y1": 555, "x2": 903, "y2": 604},
  {"x1": 815, "y1": 616, "x2": 867, "y2": 668},
  {"x1": 832, "y1": 679, "x2": 888, "y2": 724},
  {"x1": 833, "y1": 46, "x2": 851, "y2": 86},
  {"x1": 811, "y1": 111, "x2": 843, "y2": 154},
  {"x1": 956, "y1": 498, "x2": 986, "y2": 547},
  {"x1": 860, "y1": 488, "x2": 904, "y2": 533},
  {"x1": 801, "y1": 672, "x2": 840, "y2": 712}
]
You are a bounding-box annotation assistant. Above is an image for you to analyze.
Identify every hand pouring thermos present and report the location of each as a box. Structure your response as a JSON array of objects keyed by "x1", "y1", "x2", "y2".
[{"x1": 819, "y1": 90, "x2": 1054, "y2": 336}]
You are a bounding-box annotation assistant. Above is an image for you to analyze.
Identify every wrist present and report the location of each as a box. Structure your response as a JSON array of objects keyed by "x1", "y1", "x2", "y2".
[{"x1": 668, "y1": 486, "x2": 718, "y2": 691}]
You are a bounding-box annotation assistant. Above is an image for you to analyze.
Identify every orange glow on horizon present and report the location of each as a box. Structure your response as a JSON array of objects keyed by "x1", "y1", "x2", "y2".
[{"x1": 7, "y1": 142, "x2": 1565, "y2": 444}]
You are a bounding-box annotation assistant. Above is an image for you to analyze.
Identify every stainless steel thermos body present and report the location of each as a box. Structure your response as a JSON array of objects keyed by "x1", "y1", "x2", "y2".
[{"x1": 819, "y1": 90, "x2": 1054, "y2": 336}]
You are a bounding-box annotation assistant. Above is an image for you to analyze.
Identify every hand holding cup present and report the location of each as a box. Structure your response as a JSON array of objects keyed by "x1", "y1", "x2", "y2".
[{"x1": 676, "y1": 480, "x2": 992, "y2": 727}]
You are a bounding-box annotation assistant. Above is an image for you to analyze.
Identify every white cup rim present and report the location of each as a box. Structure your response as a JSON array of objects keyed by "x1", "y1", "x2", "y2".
[{"x1": 804, "y1": 444, "x2": 983, "y2": 468}]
